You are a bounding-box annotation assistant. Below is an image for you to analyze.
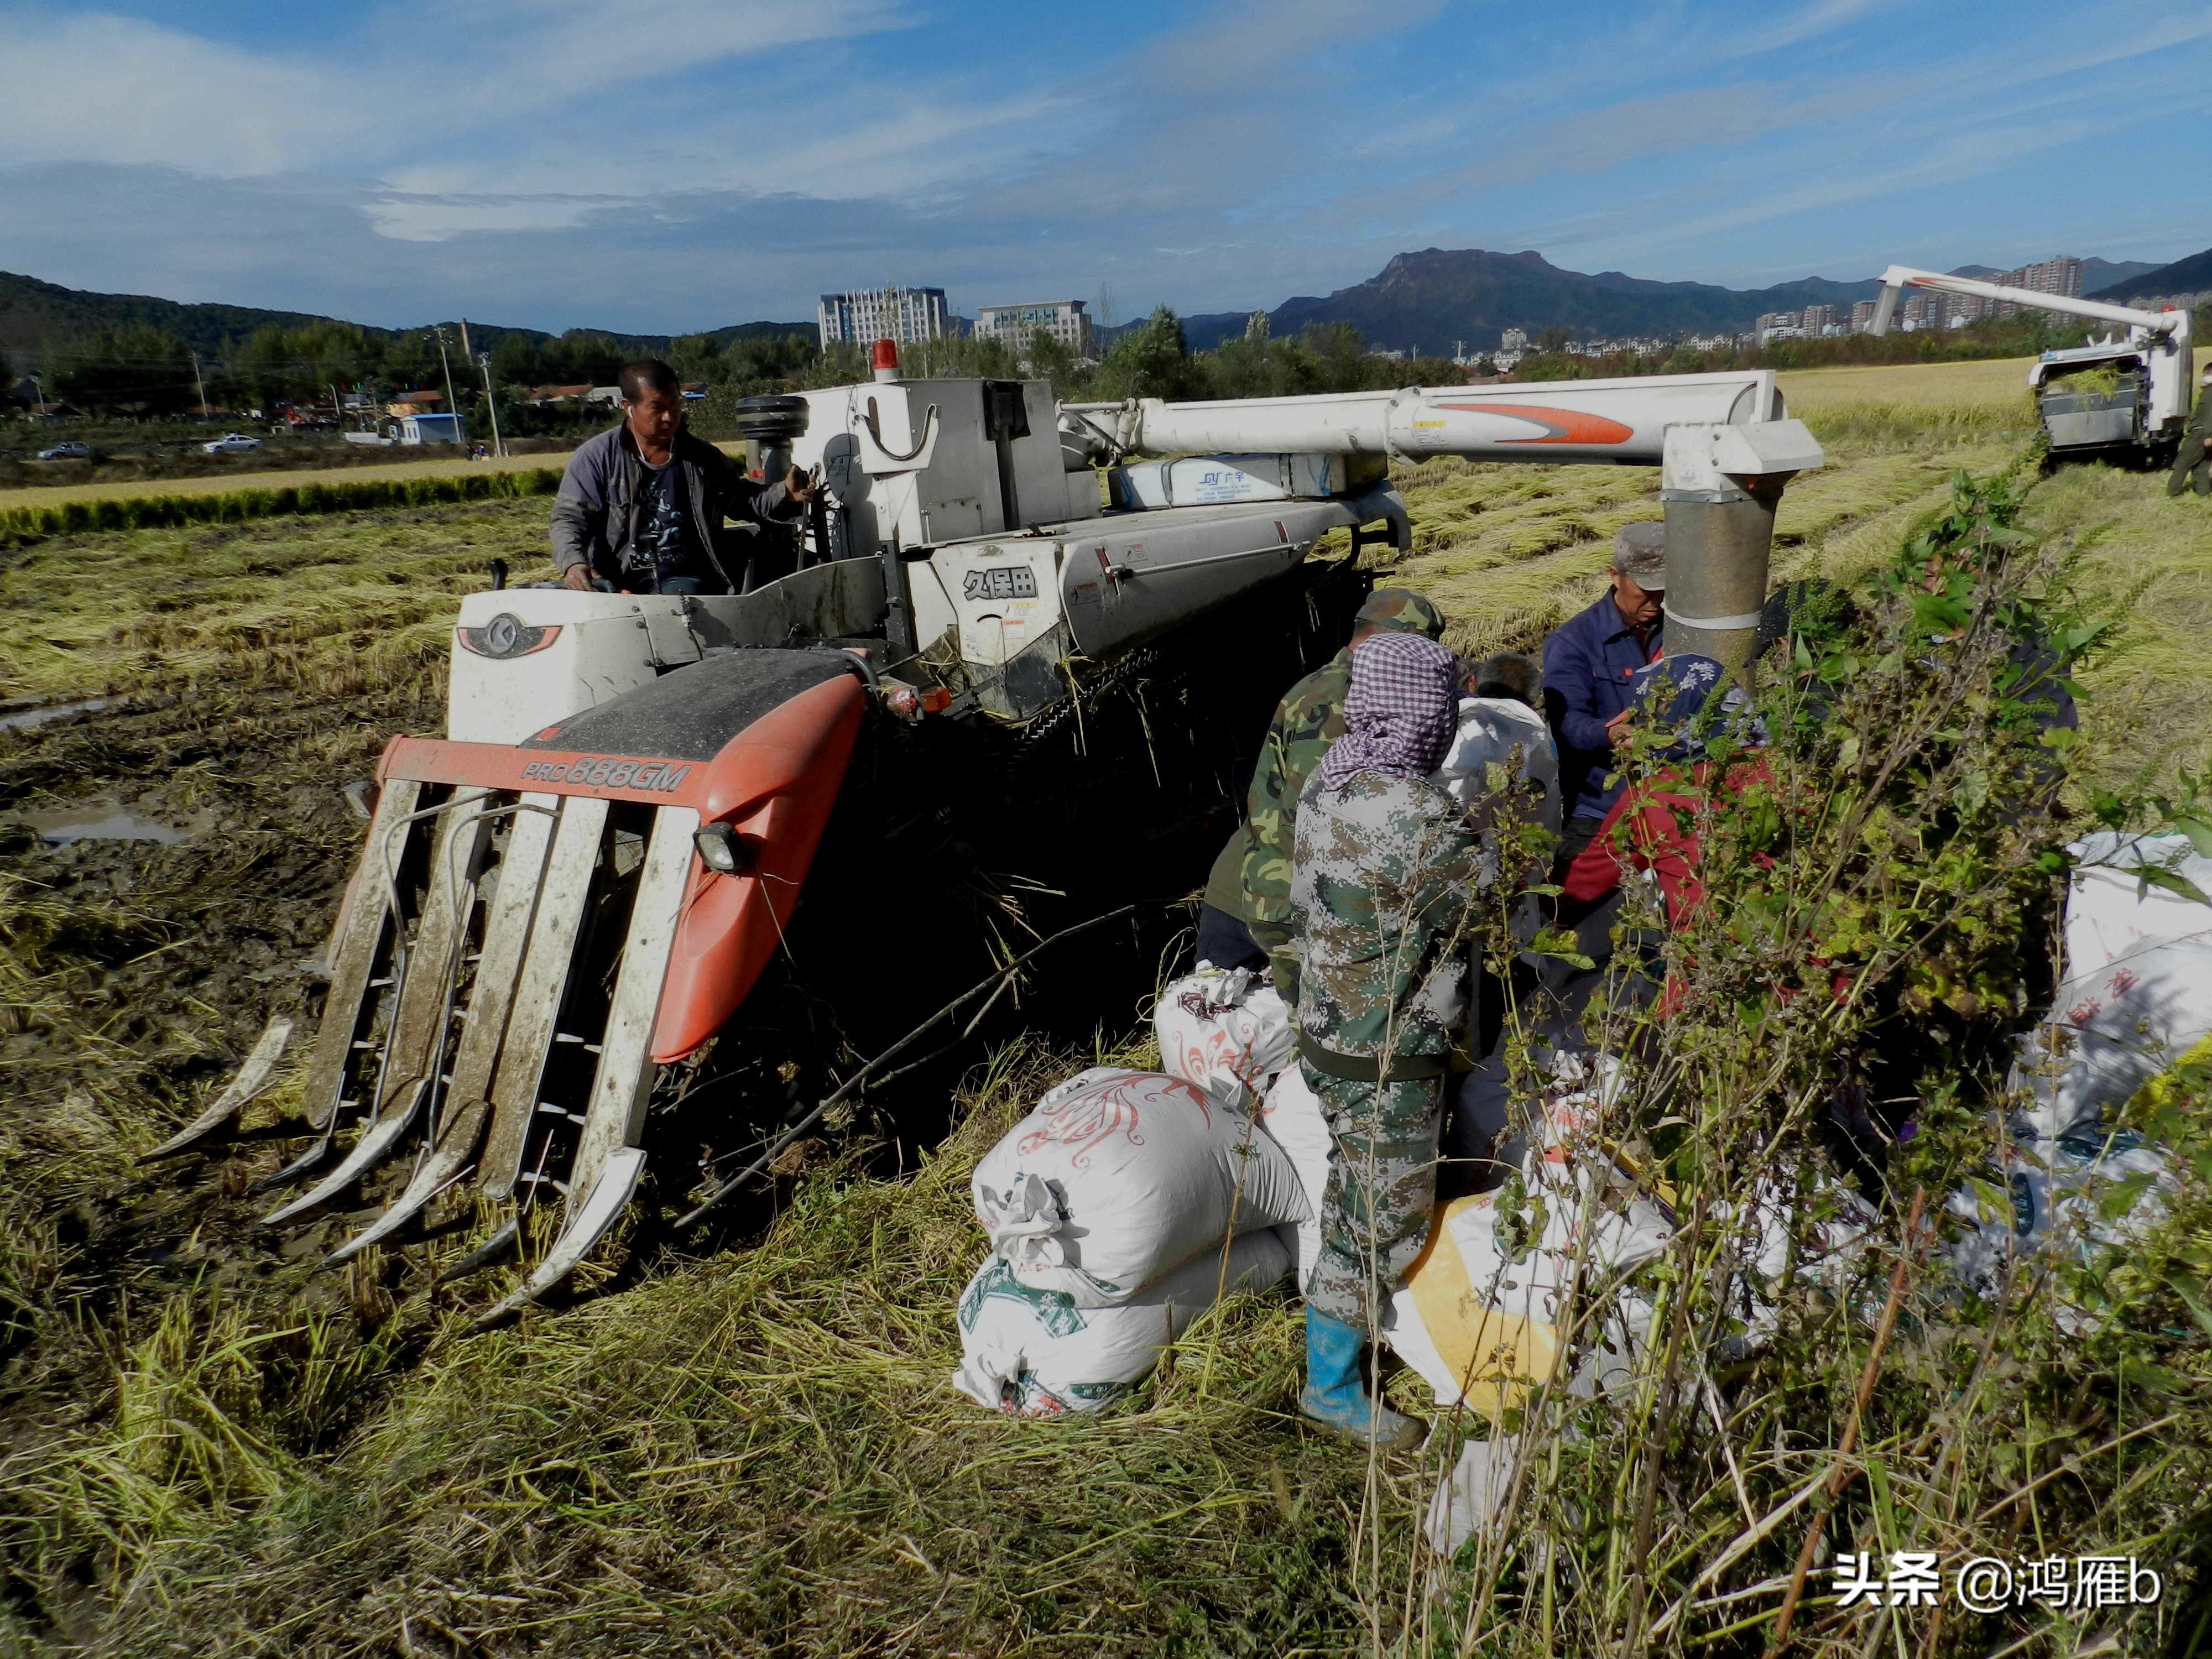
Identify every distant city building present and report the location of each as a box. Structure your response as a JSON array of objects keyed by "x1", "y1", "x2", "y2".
[
  {"x1": 1801, "y1": 304, "x2": 1838, "y2": 336},
  {"x1": 972, "y1": 299, "x2": 1094, "y2": 358},
  {"x1": 818, "y1": 285, "x2": 952, "y2": 349},
  {"x1": 1499, "y1": 327, "x2": 1530, "y2": 353},
  {"x1": 1849, "y1": 300, "x2": 1878, "y2": 333},
  {"x1": 2012, "y1": 256, "x2": 2083, "y2": 299},
  {"x1": 1973, "y1": 255, "x2": 2084, "y2": 320},
  {"x1": 1756, "y1": 310, "x2": 1804, "y2": 344}
]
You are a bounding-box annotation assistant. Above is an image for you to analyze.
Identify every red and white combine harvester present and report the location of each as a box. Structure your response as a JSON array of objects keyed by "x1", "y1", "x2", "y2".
[
  {"x1": 1868, "y1": 264, "x2": 2198, "y2": 463},
  {"x1": 168, "y1": 348, "x2": 1822, "y2": 1321}
]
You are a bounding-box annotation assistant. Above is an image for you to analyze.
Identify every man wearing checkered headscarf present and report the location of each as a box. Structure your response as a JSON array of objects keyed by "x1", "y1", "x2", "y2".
[
  {"x1": 1286, "y1": 629, "x2": 1475, "y2": 1451},
  {"x1": 1315, "y1": 632, "x2": 1463, "y2": 792}
]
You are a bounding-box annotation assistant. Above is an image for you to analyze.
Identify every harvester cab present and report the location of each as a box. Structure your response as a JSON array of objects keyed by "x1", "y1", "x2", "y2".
[
  {"x1": 1869, "y1": 264, "x2": 2198, "y2": 462},
  {"x1": 171, "y1": 351, "x2": 1824, "y2": 1322}
]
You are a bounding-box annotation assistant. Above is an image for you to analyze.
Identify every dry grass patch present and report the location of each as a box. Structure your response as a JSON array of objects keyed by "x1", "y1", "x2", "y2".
[{"x1": 0, "y1": 500, "x2": 557, "y2": 706}]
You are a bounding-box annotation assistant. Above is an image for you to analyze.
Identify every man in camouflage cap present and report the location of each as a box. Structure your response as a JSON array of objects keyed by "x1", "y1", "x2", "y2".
[
  {"x1": 1288, "y1": 631, "x2": 1474, "y2": 1448},
  {"x1": 1194, "y1": 587, "x2": 1448, "y2": 991}
]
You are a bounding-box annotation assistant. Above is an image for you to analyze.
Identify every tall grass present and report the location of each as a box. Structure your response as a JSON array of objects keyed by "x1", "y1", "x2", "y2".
[{"x1": 5, "y1": 1041, "x2": 1397, "y2": 1657}]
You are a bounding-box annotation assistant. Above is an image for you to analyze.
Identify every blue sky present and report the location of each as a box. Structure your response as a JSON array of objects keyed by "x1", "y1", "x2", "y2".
[{"x1": 2, "y1": 0, "x2": 2209, "y2": 335}]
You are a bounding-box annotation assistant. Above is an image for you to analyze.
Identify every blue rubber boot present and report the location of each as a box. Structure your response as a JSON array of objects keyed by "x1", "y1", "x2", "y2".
[{"x1": 1300, "y1": 1307, "x2": 1426, "y2": 1449}]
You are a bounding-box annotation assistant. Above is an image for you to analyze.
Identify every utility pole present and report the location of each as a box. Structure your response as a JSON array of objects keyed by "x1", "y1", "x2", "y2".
[
  {"x1": 432, "y1": 327, "x2": 465, "y2": 449},
  {"x1": 477, "y1": 352, "x2": 504, "y2": 457},
  {"x1": 190, "y1": 352, "x2": 208, "y2": 421}
]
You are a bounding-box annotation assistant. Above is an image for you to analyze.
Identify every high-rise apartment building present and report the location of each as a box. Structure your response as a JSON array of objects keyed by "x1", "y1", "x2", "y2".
[
  {"x1": 817, "y1": 285, "x2": 952, "y2": 349},
  {"x1": 2013, "y1": 256, "x2": 2084, "y2": 299},
  {"x1": 972, "y1": 299, "x2": 1094, "y2": 357}
]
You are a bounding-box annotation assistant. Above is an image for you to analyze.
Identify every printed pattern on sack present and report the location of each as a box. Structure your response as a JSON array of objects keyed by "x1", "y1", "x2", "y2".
[
  {"x1": 1171, "y1": 987, "x2": 1270, "y2": 1093},
  {"x1": 958, "y1": 1258, "x2": 1089, "y2": 1340},
  {"x1": 517, "y1": 756, "x2": 692, "y2": 791},
  {"x1": 1015, "y1": 1073, "x2": 1210, "y2": 1168}
]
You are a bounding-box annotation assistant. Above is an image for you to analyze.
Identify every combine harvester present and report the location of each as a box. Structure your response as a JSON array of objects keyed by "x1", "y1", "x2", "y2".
[
  {"x1": 166, "y1": 345, "x2": 1823, "y2": 1321},
  {"x1": 1869, "y1": 264, "x2": 2198, "y2": 463}
]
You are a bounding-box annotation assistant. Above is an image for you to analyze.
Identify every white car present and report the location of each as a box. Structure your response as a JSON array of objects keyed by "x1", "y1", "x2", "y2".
[
  {"x1": 201, "y1": 432, "x2": 264, "y2": 455},
  {"x1": 36, "y1": 441, "x2": 90, "y2": 461}
]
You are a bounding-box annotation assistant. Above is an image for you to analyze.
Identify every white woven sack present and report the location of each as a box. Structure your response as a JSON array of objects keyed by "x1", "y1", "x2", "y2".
[
  {"x1": 1384, "y1": 1155, "x2": 1671, "y2": 1408},
  {"x1": 950, "y1": 1227, "x2": 1292, "y2": 1416},
  {"x1": 1945, "y1": 1130, "x2": 2173, "y2": 1324},
  {"x1": 1255, "y1": 1064, "x2": 1333, "y2": 1287},
  {"x1": 2013, "y1": 833, "x2": 2212, "y2": 1137},
  {"x1": 1156, "y1": 966, "x2": 1293, "y2": 1108},
  {"x1": 973, "y1": 1067, "x2": 1309, "y2": 1307},
  {"x1": 1435, "y1": 696, "x2": 1559, "y2": 833}
]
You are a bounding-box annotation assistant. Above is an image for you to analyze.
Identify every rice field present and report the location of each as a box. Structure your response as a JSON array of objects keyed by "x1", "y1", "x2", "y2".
[
  {"x1": 0, "y1": 440, "x2": 753, "y2": 515},
  {"x1": 4, "y1": 356, "x2": 2211, "y2": 1655}
]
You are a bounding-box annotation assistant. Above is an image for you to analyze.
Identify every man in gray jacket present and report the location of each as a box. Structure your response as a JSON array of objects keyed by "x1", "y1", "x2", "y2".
[{"x1": 552, "y1": 358, "x2": 814, "y2": 593}]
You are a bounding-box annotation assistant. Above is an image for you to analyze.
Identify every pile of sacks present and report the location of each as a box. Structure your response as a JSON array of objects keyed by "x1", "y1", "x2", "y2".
[
  {"x1": 952, "y1": 957, "x2": 1692, "y2": 1425},
  {"x1": 952, "y1": 967, "x2": 1306, "y2": 1415}
]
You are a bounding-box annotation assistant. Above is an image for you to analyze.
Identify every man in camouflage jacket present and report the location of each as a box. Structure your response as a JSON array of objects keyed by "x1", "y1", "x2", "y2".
[
  {"x1": 1198, "y1": 588, "x2": 1447, "y2": 993},
  {"x1": 1287, "y1": 630, "x2": 1474, "y2": 1448}
]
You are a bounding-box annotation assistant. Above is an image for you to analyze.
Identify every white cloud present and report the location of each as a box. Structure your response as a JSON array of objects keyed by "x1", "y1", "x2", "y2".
[
  {"x1": 0, "y1": 11, "x2": 335, "y2": 174},
  {"x1": 364, "y1": 194, "x2": 608, "y2": 242}
]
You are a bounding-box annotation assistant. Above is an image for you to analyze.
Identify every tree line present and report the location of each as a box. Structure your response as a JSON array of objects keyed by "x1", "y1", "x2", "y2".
[
  {"x1": 34, "y1": 296, "x2": 2178, "y2": 430},
  {"x1": 7, "y1": 321, "x2": 824, "y2": 426}
]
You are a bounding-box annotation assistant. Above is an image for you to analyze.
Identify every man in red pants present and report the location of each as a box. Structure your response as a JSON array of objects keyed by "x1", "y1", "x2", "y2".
[{"x1": 1558, "y1": 656, "x2": 1771, "y2": 1004}]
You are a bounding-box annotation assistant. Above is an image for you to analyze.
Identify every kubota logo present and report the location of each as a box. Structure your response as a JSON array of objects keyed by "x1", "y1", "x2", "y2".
[{"x1": 519, "y1": 756, "x2": 692, "y2": 791}]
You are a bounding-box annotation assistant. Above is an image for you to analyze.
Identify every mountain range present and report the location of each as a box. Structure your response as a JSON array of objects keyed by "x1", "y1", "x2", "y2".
[
  {"x1": 2087, "y1": 246, "x2": 2212, "y2": 301},
  {"x1": 0, "y1": 270, "x2": 812, "y2": 368},
  {"x1": 1175, "y1": 248, "x2": 2179, "y2": 354},
  {"x1": 4, "y1": 241, "x2": 2204, "y2": 373}
]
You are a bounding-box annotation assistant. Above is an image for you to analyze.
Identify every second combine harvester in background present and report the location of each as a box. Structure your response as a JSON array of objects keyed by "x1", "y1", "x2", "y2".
[
  {"x1": 1869, "y1": 264, "x2": 2197, "y2": 465},
  {"x1": 168, "y1": 346, "x2": 1824, "y2": 1321}
]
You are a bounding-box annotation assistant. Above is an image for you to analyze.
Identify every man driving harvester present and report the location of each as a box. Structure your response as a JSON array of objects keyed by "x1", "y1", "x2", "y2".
[{"x1": 551, "y1": 358, "x2": 815, "y2": 594}]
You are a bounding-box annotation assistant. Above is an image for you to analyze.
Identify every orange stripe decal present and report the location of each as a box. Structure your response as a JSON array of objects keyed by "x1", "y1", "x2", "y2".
[{"x1": 1433, "y1": 403, "x2": 1636, "y2": 445}]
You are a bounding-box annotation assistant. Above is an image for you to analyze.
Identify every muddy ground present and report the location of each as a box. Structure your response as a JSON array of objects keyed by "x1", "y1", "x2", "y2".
[{"x1": 0, "y1": 508, "x2": 556, "y2": 1537}]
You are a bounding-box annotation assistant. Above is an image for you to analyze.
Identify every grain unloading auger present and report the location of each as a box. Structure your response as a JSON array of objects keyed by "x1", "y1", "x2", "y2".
[{"x1": 172, "y1": 355, "x2": 1822, "y2": 1321}]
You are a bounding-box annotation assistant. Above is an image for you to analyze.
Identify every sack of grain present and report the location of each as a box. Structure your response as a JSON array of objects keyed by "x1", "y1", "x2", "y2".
[
  {"x1": 1155, "y1": 965, "x2": 1293, "y2": 1109},
  {"x1": 1254, "y1": 1063, "x2": 1333, "y2": 1287},
  {"x1": 1384, "y1": 1161, "x2": 1671, "y2": 1416},
  {"x1": 1435, "y1": 695, "x2": 1559, "y2": 833},
  {"x1": 951, "y1": 1226, "x2": 1292, "y2": 1416},
  {"x1": 2012, "y1": 833, "x2": 2212, "y2": 1138},
  {"x1": 1945, "y1": 1127, "x2": 2173, "y2": 1319},
  {"x1": 973, "y1": 1067, "x2": 1309, "y2": 1307}
]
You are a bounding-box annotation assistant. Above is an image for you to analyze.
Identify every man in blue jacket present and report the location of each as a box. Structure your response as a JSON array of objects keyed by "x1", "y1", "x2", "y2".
[
  {"x1": 552, "y1": 358, "x2": 812, "y2": 594},
  {"x1": 1541, "y1": 520, "x2": 1667, "y2": 872}
]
